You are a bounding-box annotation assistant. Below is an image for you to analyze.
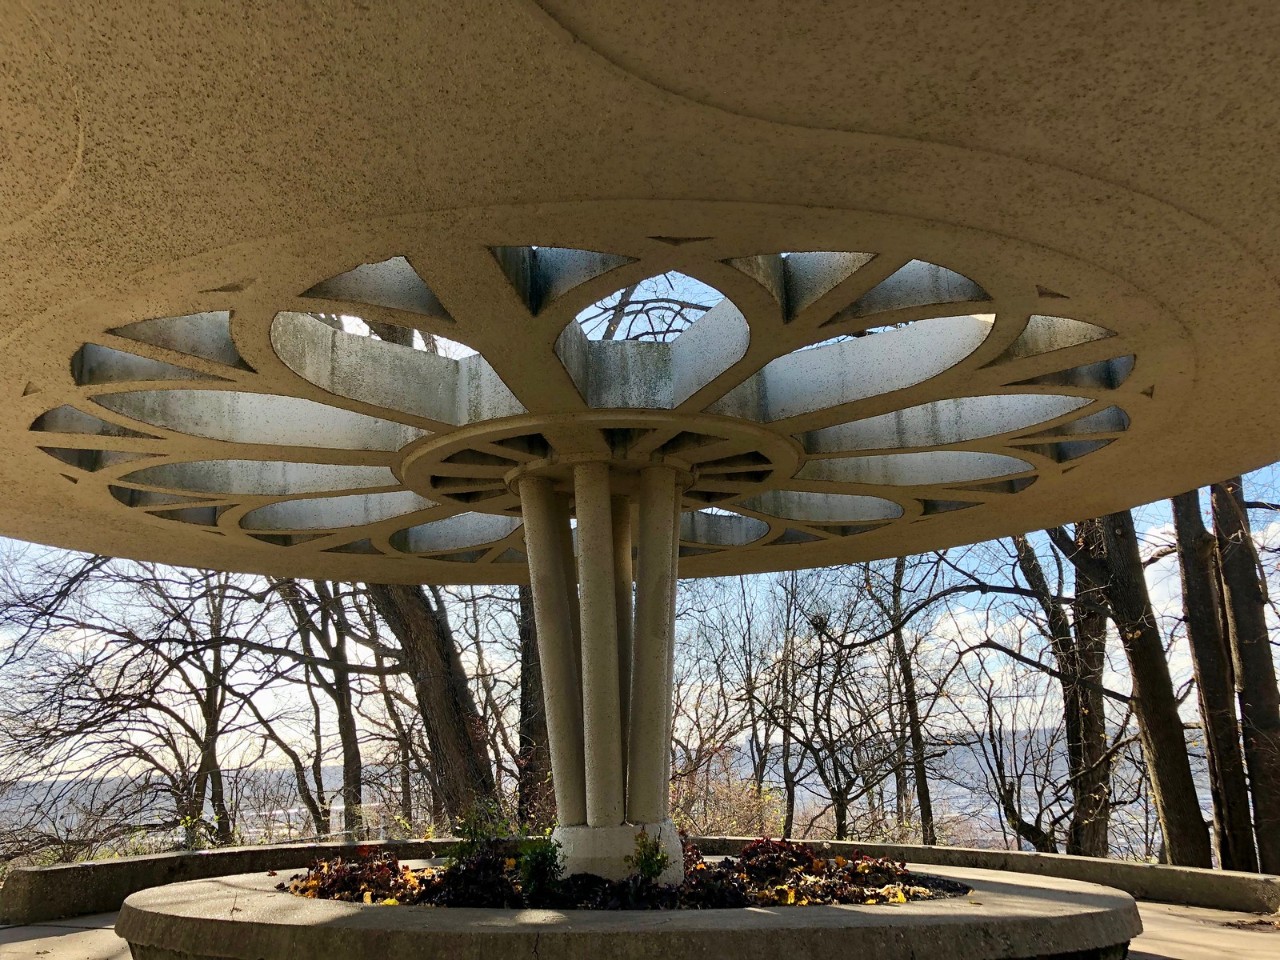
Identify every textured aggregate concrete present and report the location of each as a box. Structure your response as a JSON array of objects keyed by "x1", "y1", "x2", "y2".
[
  {"x1": 697, "y1": 838, "x2": 1280, "y2": 914},
  {"x1": 112, "y1": 866, "x2": 1141, "y2": 960},
  {"x1": 9, "y1": 839, "x2": 1280, "y2": 925},
  {"x1": 4, "y1": 3, "x2": 1280, "y2": 585},
  {"x1": 2, "y1": 903, "x2": 1274, "y2": 960}
]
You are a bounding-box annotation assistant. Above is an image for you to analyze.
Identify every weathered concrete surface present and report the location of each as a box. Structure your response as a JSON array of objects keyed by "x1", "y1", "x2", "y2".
[
  {"x1": 4, "y1": 903, "x2": 1274, "y2": 960},
  {"x1": 0, "y1": 840, "x2": 445, "y2": 926},
  {"x1": 9, "y1": 837, "x2": 1280, "y2": 925},
  {"x1": 697, "y1": 839, "x2": 1280, "y2": 914},
  {"x1": 5, "y1": 3, "x2": 1280, "y2": 586},
  {"x1": 113, "y1": 866, "x2": 1140, "y2": 960}
]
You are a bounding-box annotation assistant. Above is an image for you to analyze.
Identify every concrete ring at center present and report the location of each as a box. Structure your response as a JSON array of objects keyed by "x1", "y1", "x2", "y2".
[{"x1": 115, "y1": 864, "x2": 1142, "y2": 960}]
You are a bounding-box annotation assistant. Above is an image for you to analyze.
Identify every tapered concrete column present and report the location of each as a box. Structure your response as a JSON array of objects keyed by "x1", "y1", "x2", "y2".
[
  {"x1": 626, "y1": 465, "x2": 680, "y2": 824},
  {"x1": 518, "y1": 476, "x2": 587, "y2": 826},
  {"x1": 612, "y1": 495, "x2": 634, "y2": 776},
  {"x1": 572, "y1": 462, "x2": 626, "y2": 827}
]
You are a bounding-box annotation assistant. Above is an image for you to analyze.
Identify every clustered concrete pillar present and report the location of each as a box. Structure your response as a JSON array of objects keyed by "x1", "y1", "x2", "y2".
[{"x1": 518, "y1": 463, "x2": 684, "y2": 882}]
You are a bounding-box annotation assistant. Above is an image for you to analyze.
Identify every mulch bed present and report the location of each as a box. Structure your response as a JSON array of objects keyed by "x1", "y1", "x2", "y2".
[{"x1": 278, "y1": 836, "x2": 969, "y2": 910}]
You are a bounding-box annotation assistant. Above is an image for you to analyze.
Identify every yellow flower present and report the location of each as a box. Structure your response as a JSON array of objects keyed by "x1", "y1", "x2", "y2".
[{"x1": 381, "y1": 898, "x2": 399, "y2": 906}]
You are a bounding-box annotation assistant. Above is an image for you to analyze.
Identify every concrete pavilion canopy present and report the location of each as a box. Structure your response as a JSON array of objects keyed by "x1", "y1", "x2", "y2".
[{"x1": 3, "y1": 1, "x2": 1280, "y2": 587}]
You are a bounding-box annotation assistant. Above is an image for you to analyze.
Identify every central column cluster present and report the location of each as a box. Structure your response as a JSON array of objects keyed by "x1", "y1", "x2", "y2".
[{"x1": 518, "y1": 462, "x2": 685, "y2": 881}]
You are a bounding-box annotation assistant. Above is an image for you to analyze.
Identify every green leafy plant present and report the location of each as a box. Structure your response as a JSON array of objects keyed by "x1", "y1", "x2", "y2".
[
  {"x1": 517, "y1": 836, "x2": 564, "y2": 907},
  {"x1": 624, "y1": 829, "x2": 670, "y2": 884},
  {"x1": 448, "y1": 801, "x2": 513, "y2": 863}
]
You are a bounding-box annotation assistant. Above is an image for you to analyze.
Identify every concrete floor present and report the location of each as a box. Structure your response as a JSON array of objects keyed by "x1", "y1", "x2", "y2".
[{"x1": 0, "y1": 903, "x2": 1274, "y2": 960}]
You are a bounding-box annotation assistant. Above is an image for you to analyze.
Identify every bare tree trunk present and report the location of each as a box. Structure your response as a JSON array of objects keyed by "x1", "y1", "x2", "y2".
[
  {"x1": 1172, "y1": 490, "x2": 1257, "y2": 871},
  {"x1": 1212, "y1": 477, "x2": 1280, "y2": 873},
  {"x1": 1069, "y1": 520, "x2": 1112, "y2": 856},
  {"x1": 516, "y1": 585, "x2": 553, "y2": 829},
  {"x1": 367, "y1": 583, "x2": 497, "y2": 820},
  {"x1": 1096, "y1": 510, "x2": 1211, "y2": 867},
  {"x1": 888, "y1": 557, "x2": 936, "y2": 844},
  {"x1": 1016, "y1": 532, "x2": 1109, "y2": 856}
]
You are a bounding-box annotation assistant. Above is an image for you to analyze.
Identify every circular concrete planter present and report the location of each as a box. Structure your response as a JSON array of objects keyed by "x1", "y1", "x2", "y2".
[{"x1": 115, "y1": 864, "x2": 1141, "y2": 960}]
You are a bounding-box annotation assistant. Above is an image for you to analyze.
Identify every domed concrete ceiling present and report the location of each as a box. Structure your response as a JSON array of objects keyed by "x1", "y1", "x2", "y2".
[{"x1": 2, "y1": 1, "x2": 1278, "y2": 584}]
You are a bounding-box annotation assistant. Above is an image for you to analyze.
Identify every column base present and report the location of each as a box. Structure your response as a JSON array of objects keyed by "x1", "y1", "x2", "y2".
[{"x1": 553, "y1": 820, "x2": 684, "y2": 885}]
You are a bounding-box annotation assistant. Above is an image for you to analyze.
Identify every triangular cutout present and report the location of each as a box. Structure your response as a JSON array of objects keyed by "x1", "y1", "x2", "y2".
[
  {"x1": 1018, "y1": 438, "x2": 1114, "y2": 463},
  {"x1": 1013, "y1": 405, "x2": 1129, "y2": 441},
  {"x1": 39, "y1": 447, "x2": 157, "y2": 472},
  {"x1": 951, "y1": 476, "x2": 1039, "y2": 495},
  {"x1": 834, "y1": 259, "x2": 989, "y2": 320},
  {"x1": 249, "y1": 532, "x2": 330, "y2": 547},
  {"x1": 720, "y1": 252, "x2": 877, "y2": 317},
  {"x1": 921, "y1": 499, "x2": 980, "y2": 516},
  {"x1": 72, "y1": 345, "x2": 229, "y2": 386},
  {"x1": 774, "y1": 528, "x2": 823, "y2": 544},
  {"x1": 323, "y1": 538, "x2": 382, "y2": 555},
  {"x1": 490, "y1": 246, "x2": 636, "y2": 314},
  {"x1": 22, "y1": 382, "x2": 39, "y2": 396},
  {"x1": 32, "y1": 405, "x2": 159, "y2": 439},
  {"x1": 1036, "y1": 285, "x2": 1069, "y2": 299},
  {"x1": 783, "y1": 251, "x2": 877, "y2": 317},
  {"x1": 648, "y1": 236, "x2": 711, "y2": 246},
  {"x1": 150, "y1": 506, "x2": 220, "y2": 526},
  {"x1": 1010, "y1": 355, "x2": 1134, "y2": 390},
  {"x1": 201, "y1": 278, "x2": 254, "y2": 293},
  {"x1": 110, "y1": 312, "x2": 249, "y2": 370},
  {"x1": 302, "y1": 256, "x2": 452, "y2": 320},
  {"x1": 984, "y1": 314, "x2": 1115, "y2": 366}
]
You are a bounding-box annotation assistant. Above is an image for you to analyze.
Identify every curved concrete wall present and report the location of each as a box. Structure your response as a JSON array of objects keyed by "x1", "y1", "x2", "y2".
[
  {"x1": 696, "y1": 838, "x2": 1280, "y2": 915},
  {"x1": 2, "y1": 836, "x2": 1277, "y2": 925}
]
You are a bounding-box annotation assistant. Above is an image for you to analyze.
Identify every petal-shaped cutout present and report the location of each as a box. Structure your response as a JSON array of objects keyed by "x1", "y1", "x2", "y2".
[
  {"x1": 680, "y1": 509, "x2": 769, "y2": 546},
  {"x1": 740, "y1": 491, "x2": 903, "y2": 523},
  {"x1": 393, "y1": 514, "x2": 522, "y2": 553},
  {"x1": 572, "y1": 271, "x2": 724, "y2": 342},
  {"x1": 712, "y1": 314, "x2": 994, "y2": 421},
  {"x1": 271, "y1": 311, "x2": 522, "y2": 425},
  {"x1": 241, "y1": 490, "x2": 433, "y2": 531},
  {"x1": 802, "y1": 395, "x2": 1092, "y2": 453},
  {"x1": 73, "y1": 345, "x2": 227, "y2": 385},
  {"x1": 1011, "y1": 355, "x2": 1134, "y2": 389},
  {"x1": 492, "y1": 246, "x2": 636, "y2": 314},
  {"x1": 302, "y1": 256, "x2": 452, "y2": 320},
  {"x1": 94, "y1": 390, "x2": 426, "y2": 451},
  {"x1": 556, "y1": 276, "x2": 748, "y2": 409},
  {"x1": 122, "y1": 460, "x2": 397, "y2": 496},
  {"x1": 32, "y1": 405, "x2": 158, "y2": 438},
  {"x1": 986, "y1": 314, "x2": 1114, "y2": 364},
  {"x1": 833, "y1": 260, "x2": 988, "y2": 320},
  {"x1": 798, "y1": 451, "x2": 1031, "y2": 486},
  {"x1": 110, "y1": 312, "x2": 248, "y2": 369}
]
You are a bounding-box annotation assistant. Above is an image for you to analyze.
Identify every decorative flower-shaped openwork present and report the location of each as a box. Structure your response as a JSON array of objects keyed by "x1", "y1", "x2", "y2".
[{"x1": 30, "y1": 244, "x2": 1135, "y2": 580}]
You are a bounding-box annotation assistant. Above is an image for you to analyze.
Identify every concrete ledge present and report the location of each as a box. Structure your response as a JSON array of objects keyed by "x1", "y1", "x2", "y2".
[
  {"x1": 6, "y1": 835, "x2": 1279, "y2": 926},
  {"x1": 116, "y1": 866, "x2": 1140, "y2": 960},
  {"x1": 0, "y1": 839, "x2": 447, "y2": 925},
  {"x1": 695, "y1": 838, "x2": 1280, "y2": 914}
]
